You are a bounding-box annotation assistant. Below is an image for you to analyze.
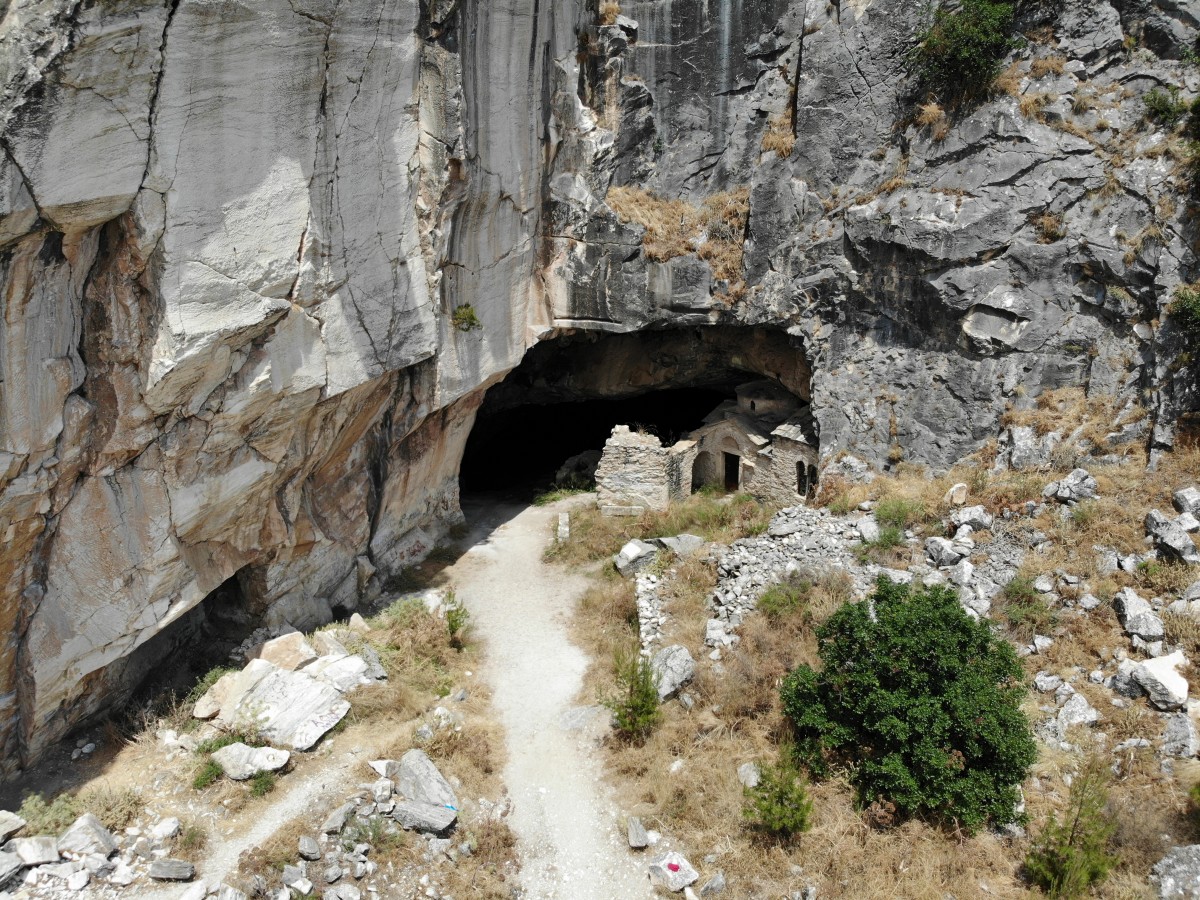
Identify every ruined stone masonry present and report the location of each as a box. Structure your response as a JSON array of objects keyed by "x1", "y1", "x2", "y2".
[{"x1": 0, "y1": 0, "x2": 1196, "y2": 774}]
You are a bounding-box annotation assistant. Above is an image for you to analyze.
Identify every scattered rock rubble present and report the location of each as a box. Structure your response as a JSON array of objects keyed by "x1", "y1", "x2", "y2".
[{"x1": 620, "y1": 476, "x2": 1200, "y2": 893}]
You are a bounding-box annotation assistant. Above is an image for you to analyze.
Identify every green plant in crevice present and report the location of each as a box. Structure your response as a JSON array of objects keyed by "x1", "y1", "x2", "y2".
[
  {"x1": 911, "y1": 0, "x2": 1017, "y2": 103},
  {"x1": 451, "y1": 304, "x2": 482, "y2": 332}
]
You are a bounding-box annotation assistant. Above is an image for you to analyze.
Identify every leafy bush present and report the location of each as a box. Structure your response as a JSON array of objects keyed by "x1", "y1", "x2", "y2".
[
  {"x1": 1170, "y1": 284, "x2": 1200, "y2": 338},
  {"x1": 1025, "y1": 761, "x2": 1117, "y2": 898},
  {"x1": 781, "y1": 577, "x2": 1036, "y2": 831},
  {"x1": 451, "y1": 304, "x2": 482, "y2": 332},
  {"x1": 911, "y1": 0, "x2": 1017, "y2": 102},
  {"x1": 1144, "y1": 86, "x2": 1190, "y2": 126},
  {"x1": 603, "y1": 648, "x2": 661, "y2": 741},
  {"x1": 743, "y1": 752, "x2": 814, "y2": 838},
  {"x1": 444, "y1": 590, "x2": 469, "y2": 645},
  {"x1": 18, "y1": 792, "x2": 82, "y2": 834}
]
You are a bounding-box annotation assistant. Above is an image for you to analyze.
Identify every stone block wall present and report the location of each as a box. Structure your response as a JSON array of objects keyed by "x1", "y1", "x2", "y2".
[{"x1": 595, "y1": 426, "x2": 696, "y2": 515}]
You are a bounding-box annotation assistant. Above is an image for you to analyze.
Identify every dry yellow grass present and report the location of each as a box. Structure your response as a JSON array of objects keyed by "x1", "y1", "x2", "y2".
[
  {"x1": 598, "y1": 0, "x2": 620, "y2": 25},
  {"x1": 762, "y1": 110, "x2": 796, "y2": 158},
  {"x1": 606, "y1": 186, "x2": 751, "y2": 291},
  {"x1": 1019, "y1": 91, "x2": 1055, "y2": 120},
  {"x1": 994, "y1": 61, "x2": 1024, "y2": 98},
  {"x1": 1030, "y1": 55, "x2": 1066, "y2": 79},
  {"x1": 546, "y1": 490, "x2": 771, "y2": 567},
  {"x1": 1033, "y1": 211, "x2": 1066, "y2": 243}
]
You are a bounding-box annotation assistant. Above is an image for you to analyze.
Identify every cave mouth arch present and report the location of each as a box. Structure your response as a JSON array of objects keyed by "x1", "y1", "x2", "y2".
[{"x1": 459, "y1": 326, "x2": 814, "y2": 494}]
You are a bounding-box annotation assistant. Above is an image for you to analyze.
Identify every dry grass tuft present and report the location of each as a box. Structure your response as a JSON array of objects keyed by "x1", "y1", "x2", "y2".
[
  {"x1": 1030, "y1": 55, "x2": 1066, "y2": 79},
  {"x1": 762, "y1": 110, "x2": 796, "y2": 158},
  {"x1": 598, "y1": 0, "x2": 620, "y2": 26},
  {"x1": 606, "y1": 186, "x2": 750, "y2": 292},
  {"x1": 1033, "y1": 211, "x2": 1066, "y2": 243},
  {"x1": 1019, "y1": 91, "x2": 1055, "y2": 121},
  {"x1": 994, "y1": 61, "x2": 1024, "y2": 99}
]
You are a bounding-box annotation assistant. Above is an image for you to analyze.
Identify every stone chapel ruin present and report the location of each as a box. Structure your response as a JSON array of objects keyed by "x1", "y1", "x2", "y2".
[{"x1": 595, "y1": 380, "x2": 818, "y2": 515}]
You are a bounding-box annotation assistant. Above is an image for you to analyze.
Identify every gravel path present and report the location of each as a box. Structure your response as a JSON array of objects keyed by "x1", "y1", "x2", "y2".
[{"x1": 451, "y1": 497, "x2": 651, "y2": 900}]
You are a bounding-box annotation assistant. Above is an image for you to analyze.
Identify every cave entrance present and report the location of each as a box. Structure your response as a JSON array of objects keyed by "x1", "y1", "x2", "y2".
[
  {"x1": 460, "y1": 326, "x2": 816, "y2": 501},
  {"x1": 724, "y1": 452, "x2": 740, "y2": 491},
  {"x1": 121, "y1": 569, "x2": 260, "y2": 716},
  {"x1": 460, "y1": 387, "x2": 735, "y2": 493}
]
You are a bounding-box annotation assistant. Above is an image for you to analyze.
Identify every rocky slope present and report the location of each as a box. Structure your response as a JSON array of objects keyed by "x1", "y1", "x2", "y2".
[{"x1": 1, "y1": 0, "x2": 1197, "y2": 774}]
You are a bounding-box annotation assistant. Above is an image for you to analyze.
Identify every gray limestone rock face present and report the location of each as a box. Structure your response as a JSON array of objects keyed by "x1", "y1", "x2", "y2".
[
  {"x1": 321, "y1": 803, "x2": 356, "y2": 835},
  {"x1": 648, "y1": 851, "x2": 699, "y2": 892},
  {"x1": 951, "y1": 506, "x2": 994, "y2": 532},
  {"x1": 297, "y1": 835, "x2": 321, "y2": 864},
  {"x1": 627, "y1": 816, "x2": 649, "y2": 849},
  {"x1": 202, "y1": 660, "x2": 350, "y2": 751},
  {"x1": 0, "y1": 0, "x2": 1197, "y2": 775},
  {"x1": 8, "y1": 837, "x2": 59, "y2": 866},
  {"x1": 1162, "y1": 713, "x2": 1199, "y2": 759},
  {"x1": 1114, "y1": 587, "x2": 1166, "y2": 641},
  {"x1": 0, "y1": 851, "x2": 22, "y2": 885},
  {"x1": 1134, "y1": 652, "x2": 1191, "y2": 710},
  {"x1": 1175, "y1": 487, "x2": 1200, "y2": 517},
  {"x1": 655, "y1": 534, "x2": 706, "y2": 558},
  {"x1": 1043, "y1": 470, "x2": 1099, "y2": 505},
  {"x1": 1153, "y1": 845, "x2": 1200, "y2": 899},
  {"x1": 925, "y1": 537, "x2": 965, "y2": 568},
  {"x1": 651, "y1": 645, "x2": 695, "y2": 701},
  {"x1": 0, "y1": 812, "x2": 25, "y2": 843}
]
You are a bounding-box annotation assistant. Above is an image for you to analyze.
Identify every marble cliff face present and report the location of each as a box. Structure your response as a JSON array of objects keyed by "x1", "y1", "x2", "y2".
[{"x1": 0, "y1": 0, "x2": 1195, "y2": 773}]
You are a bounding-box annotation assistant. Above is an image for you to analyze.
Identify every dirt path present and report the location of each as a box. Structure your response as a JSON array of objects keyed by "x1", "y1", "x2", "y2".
[{"x1": 450, "y1": 497, "x2": 651, "y2": 900}]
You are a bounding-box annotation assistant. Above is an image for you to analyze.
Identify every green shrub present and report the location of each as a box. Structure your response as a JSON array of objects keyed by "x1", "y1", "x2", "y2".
[
  {"x1": 451, "y1": 304, "x2": 482, "y2": 332},
  {"x1": 603, "y1": 647, "x2": 661, "y2": 741},
  {"x1": 874, "y1": 497, "x2": 927, "y2": 529},
  {"x1": 1170, "y1": 284, "x2": 1200, "y2": 338},
  {"x1": 444, "y1": 591, "x2": 469, "y2": 645},
  {"x1": 192, "y1": 758, "x2": 224, "y2": 791},
  {"x1": 743, "y1": 752, "x2": 814, "y2": 838},
  {"x1": 781, "y1": 577, "x2": 1035, "y2": 832},
  {"x1": 911, "y1": 0, "x2": 1017, "y2": 102},
  {"x1": 998, "y1": 573, "x2": 1057, "y2": 640},
  {"x1": 249, "y1": 771, "x2": 277, "y2": 797},
  {"x1": 1144, "y1": 86, "x2": 1190, "y2": 127},
  {"x1": 854, "y1": 524, "x2": 905, "y2": 564},
  {"x1": 17, "y1": 792, "x2": 82, "y2": 835},
  {"x1": 757, "y1": 576, "x2": 814, "y2": 620},
  {"x1": 1025, "y1": 761, "x2": 1117, "y2": 898}
]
